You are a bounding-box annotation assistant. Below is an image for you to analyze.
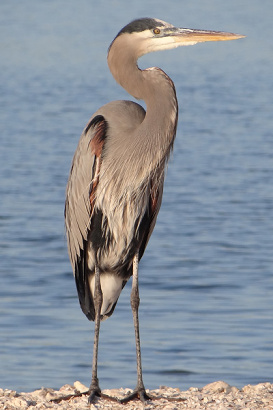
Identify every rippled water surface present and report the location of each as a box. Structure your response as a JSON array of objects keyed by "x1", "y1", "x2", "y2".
[{"x1": 0, "y1": 0, "x2": 272, "y2": 393}]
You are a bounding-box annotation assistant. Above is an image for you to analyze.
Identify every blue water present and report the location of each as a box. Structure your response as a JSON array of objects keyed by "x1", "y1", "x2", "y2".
[{"x1": 0, "y1": 0, "x2": 273, "y2": 393}]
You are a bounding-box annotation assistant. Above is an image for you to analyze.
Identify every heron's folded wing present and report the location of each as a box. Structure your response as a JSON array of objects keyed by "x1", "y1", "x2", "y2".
[{"x1": 65, "y1": 115, "x2": 107, "y2": 320}]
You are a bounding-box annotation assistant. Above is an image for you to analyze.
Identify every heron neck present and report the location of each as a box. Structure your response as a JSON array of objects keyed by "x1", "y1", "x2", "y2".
[{"x1": 108, "y1": 43, "x2": 178, "y2": 150}]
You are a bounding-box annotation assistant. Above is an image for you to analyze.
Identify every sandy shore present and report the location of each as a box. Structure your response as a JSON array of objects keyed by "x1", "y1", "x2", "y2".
[{"x1": 1, "y1": 381, "x2": 273, "y2": 409}]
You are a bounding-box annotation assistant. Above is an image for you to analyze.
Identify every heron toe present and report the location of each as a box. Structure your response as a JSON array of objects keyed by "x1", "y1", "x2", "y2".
[
  {"x1": 88, "y1": 387, "x2": 101, "y2": 404},
  {"x1": 119, "y1": 387, "x2": 152, "y2": 404}
]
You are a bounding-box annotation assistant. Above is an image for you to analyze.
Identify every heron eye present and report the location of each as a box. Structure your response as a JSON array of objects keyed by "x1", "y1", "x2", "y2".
[{"x1": 153, "y1": 28, "x2": 161, "y2": 35}]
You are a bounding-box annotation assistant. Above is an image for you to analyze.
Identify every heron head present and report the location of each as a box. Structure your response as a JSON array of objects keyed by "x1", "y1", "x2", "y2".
[{"x1": 109, "y1": 17, "x2": 245, "y2": 58}]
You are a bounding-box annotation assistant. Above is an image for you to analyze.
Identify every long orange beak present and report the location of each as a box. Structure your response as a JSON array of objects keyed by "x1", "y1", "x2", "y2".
[{"x1": 173, "y1": 28, "x2": 245, "y2": 45}]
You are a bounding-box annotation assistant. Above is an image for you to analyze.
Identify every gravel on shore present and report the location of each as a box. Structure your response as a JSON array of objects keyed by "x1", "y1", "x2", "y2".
[{"x1": 1, "y1": 381, "x2": 273, "y2": 409}]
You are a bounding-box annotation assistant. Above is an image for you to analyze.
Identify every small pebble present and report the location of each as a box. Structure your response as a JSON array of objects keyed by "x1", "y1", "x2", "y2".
[{"x1": 74, "y1": 381, "x2": 89, "y2": 393}]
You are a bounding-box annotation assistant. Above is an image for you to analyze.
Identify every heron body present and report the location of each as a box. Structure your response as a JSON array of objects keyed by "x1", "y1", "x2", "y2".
[
  {"x1": 64, "y1": 18, "x2": 244, "y2": 403},
  {"x1": 66, "y1": 91, "x2": 176, "y2": 320}
]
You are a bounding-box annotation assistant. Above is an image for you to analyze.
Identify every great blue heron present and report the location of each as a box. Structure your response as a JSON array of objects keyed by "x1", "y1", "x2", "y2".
[{"x1": 64, "y1": 18, "x2": 243, "y2": 404}]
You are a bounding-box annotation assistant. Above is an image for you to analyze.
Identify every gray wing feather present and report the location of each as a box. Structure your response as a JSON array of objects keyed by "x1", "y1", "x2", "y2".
[{"x1": 65, "y1": 117, "x2": 102, "y2": 273}]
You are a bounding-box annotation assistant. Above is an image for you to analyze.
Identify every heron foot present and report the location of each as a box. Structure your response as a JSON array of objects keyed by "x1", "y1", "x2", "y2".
[
  {"x1": 88, "y1": 386, "x2": 120, "y2": 404},
  {"x1": 88, "y1": 387, "x2": 101, "y2": 404},
  {"x1": 50, "y1": 388, "x2": 120, "y2": 404},
  {"x1": 119, "y1": 387, "x2": 151, "y2": 404}
]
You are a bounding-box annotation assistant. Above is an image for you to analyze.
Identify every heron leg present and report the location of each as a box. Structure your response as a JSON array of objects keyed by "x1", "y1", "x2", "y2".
[
  {"x1": 120, "y1": 252, "x2": 151, "y2": 404},
  {"x1": 88, "y1": 263, "x2": 103, "y2": 404}
]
